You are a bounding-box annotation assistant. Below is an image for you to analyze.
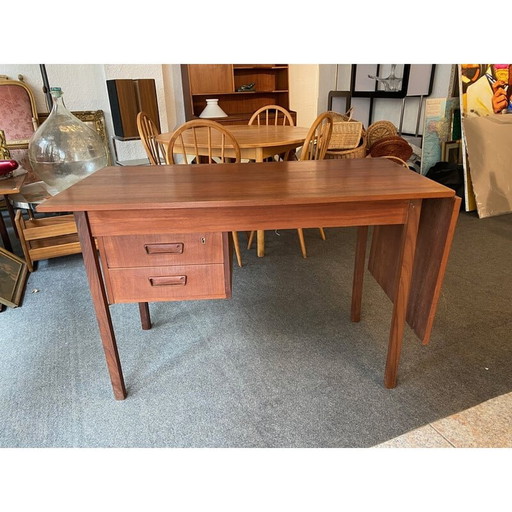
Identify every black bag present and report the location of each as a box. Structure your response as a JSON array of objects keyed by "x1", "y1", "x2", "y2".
[{"x1": 426, "y1": 162, "x2": 465, "y2": 209}]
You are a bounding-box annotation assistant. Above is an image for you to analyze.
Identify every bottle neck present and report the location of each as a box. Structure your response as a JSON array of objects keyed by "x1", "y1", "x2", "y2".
[{"x1": 51, "y1": 94, "x2": 67, "y2": 113}]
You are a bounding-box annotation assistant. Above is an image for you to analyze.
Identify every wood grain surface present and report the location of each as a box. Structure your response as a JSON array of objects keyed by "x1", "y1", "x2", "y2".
[{"x1": 38, "y1": 159, "x2": 454, "y2": 213}]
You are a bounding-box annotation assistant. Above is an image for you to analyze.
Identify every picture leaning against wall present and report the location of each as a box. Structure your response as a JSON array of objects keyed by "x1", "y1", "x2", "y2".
[{"x1": 459, "y1": 64, "x2": 512, "y2": 218}]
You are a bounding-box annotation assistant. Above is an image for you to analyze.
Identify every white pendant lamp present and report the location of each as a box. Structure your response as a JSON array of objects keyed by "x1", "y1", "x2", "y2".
[{"x1": 199, "y1": 98, "x2": 228, "y2": 118}]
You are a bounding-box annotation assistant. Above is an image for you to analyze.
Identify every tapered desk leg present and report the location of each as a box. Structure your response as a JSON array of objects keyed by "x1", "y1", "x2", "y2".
[
  {"x1": 139, "y1": 302, "x2": 152, "y2": 330},
  {"x1": 351, "y1": 226, "x2": 368, "y2": 322},
  {"x1": 74, "y1": 211, "x2": 127, "y2": 400},
  {"x1": 384, "y1": 200, "x2": 422, "y2": 389}
]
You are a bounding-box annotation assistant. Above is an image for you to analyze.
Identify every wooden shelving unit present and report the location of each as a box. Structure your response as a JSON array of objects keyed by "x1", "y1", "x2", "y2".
[{"x1": 181, "y1": 64, "x2": 295, "y2": 125}]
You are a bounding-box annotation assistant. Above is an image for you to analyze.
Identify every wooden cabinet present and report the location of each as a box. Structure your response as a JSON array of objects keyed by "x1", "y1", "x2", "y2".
[{"x1": 181, "y1": 64, "x2": 295, "y2": 125}]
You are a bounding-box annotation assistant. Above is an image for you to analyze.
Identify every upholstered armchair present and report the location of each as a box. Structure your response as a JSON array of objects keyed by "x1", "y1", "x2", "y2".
[{"x1": 0, "y1": 75, "x2": 40, "y2": 184}]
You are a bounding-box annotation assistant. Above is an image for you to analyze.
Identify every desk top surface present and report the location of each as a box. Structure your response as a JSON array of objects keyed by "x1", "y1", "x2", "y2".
[
  {"x1": 156, "y1": 124, "x2": 309, "y2": 148},
  {"x1": 38, "y1": 158, "x2": 454, "y2": 213}
]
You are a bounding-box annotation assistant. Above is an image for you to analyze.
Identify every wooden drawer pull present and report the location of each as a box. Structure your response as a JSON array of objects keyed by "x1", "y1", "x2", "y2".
[
  {"x1": 144, "y1": 243, "x2": 184, "y2": 254},
  {"x1": 149, "y1": 275, "x2": 187, "y2": 286}
]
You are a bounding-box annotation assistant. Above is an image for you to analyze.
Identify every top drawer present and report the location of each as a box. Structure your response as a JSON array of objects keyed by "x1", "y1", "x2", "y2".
[{"x1": 101, "y1": 232, "x2": 225, "y2": 268}]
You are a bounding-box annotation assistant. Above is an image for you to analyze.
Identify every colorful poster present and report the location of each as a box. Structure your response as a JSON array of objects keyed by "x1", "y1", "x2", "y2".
[{"x1": 460, "y1": 65, "x2": 512, "y2": 117}]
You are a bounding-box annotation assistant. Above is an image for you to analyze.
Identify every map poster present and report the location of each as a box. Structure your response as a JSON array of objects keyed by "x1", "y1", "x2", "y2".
[{"x1": 420, "y1": 97, "x2": 459, "y2": 175}]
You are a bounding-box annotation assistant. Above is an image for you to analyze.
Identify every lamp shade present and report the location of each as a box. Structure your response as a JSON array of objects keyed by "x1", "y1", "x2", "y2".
[{"x1": 199, "y1": 99, "x2": 228, "y2": 118}]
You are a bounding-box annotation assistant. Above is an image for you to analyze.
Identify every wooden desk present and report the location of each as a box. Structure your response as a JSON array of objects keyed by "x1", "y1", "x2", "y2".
[
  {"x1": 157, "y1": 124, "x2": 310, "y2": 257},
  {"x1": 38, "y1": 158, "x2": 460, "y2": 400},
  {"x1": 0, "y1": 173, "x2": 27, "y2": 251}
]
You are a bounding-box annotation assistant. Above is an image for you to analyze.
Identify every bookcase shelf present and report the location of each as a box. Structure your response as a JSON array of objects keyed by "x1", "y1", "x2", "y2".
[{"x1": 181, "y1": 64, "x2": 295, "y2": 125}]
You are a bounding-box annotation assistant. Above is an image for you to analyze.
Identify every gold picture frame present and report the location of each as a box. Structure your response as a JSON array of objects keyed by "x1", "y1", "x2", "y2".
[{"x1": 0, "y1": 247, "x2": 29, "y2": 308}]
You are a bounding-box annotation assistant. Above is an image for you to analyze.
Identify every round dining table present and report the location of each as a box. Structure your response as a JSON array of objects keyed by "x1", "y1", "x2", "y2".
[
  {"x1": 156, "y1": 124, "x2": 310, "y2": 257},
  {"x1": 156, "y1": 124, "x2": 309, "y2": 163}
]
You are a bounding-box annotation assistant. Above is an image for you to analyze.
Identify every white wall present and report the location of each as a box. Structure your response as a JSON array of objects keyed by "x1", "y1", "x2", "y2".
[{"x1": 289, "y1": 64, "x2": 320, "y2": 128}]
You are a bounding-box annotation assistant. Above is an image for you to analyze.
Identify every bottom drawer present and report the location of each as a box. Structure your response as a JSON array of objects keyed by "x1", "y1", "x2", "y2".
[{"x1": 107, "y1": 264, "x2": 230, "y2": 303}]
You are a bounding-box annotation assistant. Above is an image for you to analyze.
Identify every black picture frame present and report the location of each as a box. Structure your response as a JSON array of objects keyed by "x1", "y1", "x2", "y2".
[{"x1": 350, "y1": 64, "x2": 411, "y2": 99}]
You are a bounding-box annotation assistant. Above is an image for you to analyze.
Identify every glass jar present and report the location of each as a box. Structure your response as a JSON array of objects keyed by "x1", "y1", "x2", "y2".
[{"x1": 28, "y1": 87, "x2": 108, "y2": 195}]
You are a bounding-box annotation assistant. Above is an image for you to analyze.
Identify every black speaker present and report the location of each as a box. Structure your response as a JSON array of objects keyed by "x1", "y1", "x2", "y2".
[{"x1": 107, "y1": 79, "x2": 159, "y2": 138}]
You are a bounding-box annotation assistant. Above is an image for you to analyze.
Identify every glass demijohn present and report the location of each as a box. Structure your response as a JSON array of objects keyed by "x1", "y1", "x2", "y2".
[{"x1": 28, "y1": 87, "x2": 108, "y2": 195}]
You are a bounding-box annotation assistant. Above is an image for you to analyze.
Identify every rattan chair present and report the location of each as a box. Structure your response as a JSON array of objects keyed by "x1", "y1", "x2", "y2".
[
  {"x1": 165, "y1": 119, "x2": 243, "y2": 267},
  {"x1": 136, "y1": 111, "x2": 165, "y2": 165}
]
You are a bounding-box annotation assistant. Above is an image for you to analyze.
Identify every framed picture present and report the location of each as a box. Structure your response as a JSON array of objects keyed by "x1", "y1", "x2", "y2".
[
  {"x1": 0, "y1": 247, "x2": 29, "y2": 308},
  {"x1": 442, "y1": 140, "x2": 462, "y2": 164},
  {"x1": 350, "y1": 64, "x2": 411, "y2": 98}
]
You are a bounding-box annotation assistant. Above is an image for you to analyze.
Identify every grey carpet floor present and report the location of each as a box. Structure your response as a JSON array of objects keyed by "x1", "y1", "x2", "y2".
[{"x1": 1, "y1": 211, "x2": 511, "y2": 447}]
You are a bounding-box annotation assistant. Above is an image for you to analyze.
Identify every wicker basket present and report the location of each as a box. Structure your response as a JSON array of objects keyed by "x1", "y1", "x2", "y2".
[
  {"x1": 325, "y1": 133, "x2": 367, "y2": 159},
  {"x1": 369, "y1": 135, "x2": 413, "y2": 162},
  {"x1": 367, "y1": 120, "x2": 398, "y2": 149},
  {"x1": 328, "y1": 111, "x2": 363, "y2": 150}
]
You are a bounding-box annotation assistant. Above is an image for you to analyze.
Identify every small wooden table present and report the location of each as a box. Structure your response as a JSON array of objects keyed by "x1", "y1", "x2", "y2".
[
  {"x1": 38, "y1": 158, "x2": 460, "y2": 400},
  {"x1": 0, "y1": 173, "x2": 27, "y2": 252},
  {"x1": 157, "y1": 124, "x2": 310, "y2": 257}
]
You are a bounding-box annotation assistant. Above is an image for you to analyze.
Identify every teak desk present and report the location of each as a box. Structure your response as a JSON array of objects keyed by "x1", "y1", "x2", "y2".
[{"x1": 38, "y1": 158, "x2": 460, "y2": 400}]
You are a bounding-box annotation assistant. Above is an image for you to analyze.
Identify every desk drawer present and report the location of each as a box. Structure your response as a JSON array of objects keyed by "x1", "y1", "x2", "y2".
[
  {"x1": 107, "y1": 264, "x2": 229, "y2": 303},
  {"x1": 101, "y1": 233, "x2": 224, "y2": 268}
]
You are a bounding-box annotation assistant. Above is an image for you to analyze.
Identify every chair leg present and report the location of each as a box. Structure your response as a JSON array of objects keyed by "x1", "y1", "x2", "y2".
[
  {"x1": 247, "y1": 230, "x2": 255, "y2": 250},
  {"x1": 297, "y1": 228, "x2": 307, "y2": 258},
  {"x1": 319, "y1": 228, "x2": 326, "y2": 240},
  {"x1": 232, "y1": 231, "x2": 243, "y2": 267}
]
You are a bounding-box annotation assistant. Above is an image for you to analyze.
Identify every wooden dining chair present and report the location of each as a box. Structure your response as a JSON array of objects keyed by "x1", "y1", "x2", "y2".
[
  {"x1": 165, "y1": 119, "x2": 242, "y2": 164},
  {"x1": 247, "y1": 111, "x2": 335, "y2": 258},
  {"x1": 248, "y1": 104, "x2": 295, "y2": 162},
  {"x1": 136, "y1": 111, "x2": 165, "y2": 165},
  {"x1": 299, "y1": 111, "x2": 335, "y2": 161},
  {"x1": 296, "y1": 111, "x2": 335, "y2": 258},
  {"x1": 246, "y1": 105, "x2": 296, "y2": 252},
  {"x1": 165, "y1": 119, "x2": 244, "y2": 267},
  {"x1": 248, "y1": 105, "x2": 294, "y2": 127}
]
